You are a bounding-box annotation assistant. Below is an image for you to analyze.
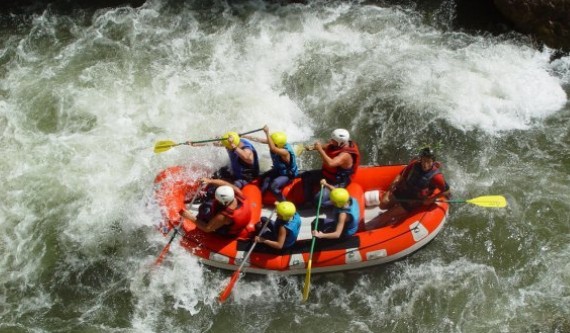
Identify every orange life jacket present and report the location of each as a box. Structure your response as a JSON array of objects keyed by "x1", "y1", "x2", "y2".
[
  {"x1": 321, "y1": 141, "x2": 361, "y2": 185},
  {"x1": 218, "y1": 194, "x2": 252, "y2": 236}
]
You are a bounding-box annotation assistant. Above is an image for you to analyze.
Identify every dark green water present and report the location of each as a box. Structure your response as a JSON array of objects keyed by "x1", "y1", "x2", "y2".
[{"x1": 1, "y1": 1, "x2": 569, "y2": 332}]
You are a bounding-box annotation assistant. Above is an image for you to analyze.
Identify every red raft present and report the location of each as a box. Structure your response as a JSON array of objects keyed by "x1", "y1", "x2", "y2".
[{"x1": 154, "y1": 165, "x2": 449, "y2": 275}]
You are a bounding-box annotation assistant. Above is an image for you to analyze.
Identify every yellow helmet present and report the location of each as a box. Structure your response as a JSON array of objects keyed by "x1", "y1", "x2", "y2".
[
  {"x1": 276, "y1": 201, "x2": 296, "y2": 220},
  {"x1": 330, "y1": 188, "x2": 350, "y2": 208},
  {"x1": 221, "y1": 131, "x2": 240, "y2": 149},
  {"x1": 270, "y1": 132, "x2": 287, "y2": 148}
]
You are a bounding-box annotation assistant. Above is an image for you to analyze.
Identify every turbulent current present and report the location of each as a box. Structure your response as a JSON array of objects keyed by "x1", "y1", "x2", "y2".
[{"x1": 1, "y1": 0, "x2": 569, "y2": 332}]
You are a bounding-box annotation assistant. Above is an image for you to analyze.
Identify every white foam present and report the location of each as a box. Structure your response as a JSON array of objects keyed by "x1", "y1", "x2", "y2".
[{"x1": 130, "y1": 249, "x2": 209, "y2": 331}]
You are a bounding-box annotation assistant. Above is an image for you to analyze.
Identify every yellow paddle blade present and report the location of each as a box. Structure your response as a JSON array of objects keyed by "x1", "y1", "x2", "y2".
[
  {"x1": 466, "y1": 195, "x2": 507, "y2": 208},
  {"x1": 293, "y1": 144, "x2": 305, "y2": 157},
  {"x1": 153, "y1": 140, "x2": 177, "y2": 153},
  {"x1": 302, "y1": 259, "x2": 313, "y2": 302}
]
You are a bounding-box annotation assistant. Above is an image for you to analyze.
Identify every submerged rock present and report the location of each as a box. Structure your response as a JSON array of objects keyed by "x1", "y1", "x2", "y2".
[{"x1": 493, "y1": 0, "x2": 570, "y2": 51}]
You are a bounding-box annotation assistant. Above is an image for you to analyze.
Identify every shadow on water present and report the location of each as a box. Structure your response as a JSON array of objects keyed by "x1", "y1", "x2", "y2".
[
  {"x1": 1, "y1": 0, "x2": 512, "y2": 32},
  {"x1": 0, "y1": 0, "x2": 146, "y2": 14}
]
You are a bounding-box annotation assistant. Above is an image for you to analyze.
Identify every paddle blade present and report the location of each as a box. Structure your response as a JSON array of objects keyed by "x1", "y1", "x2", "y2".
[
  {"x1": 302, "y1": 259, "x2": 313, "y2": 302},
  {"x1": 466, "y1": 195, "x2": 507, "y2": 208},
  {"x1": 218, "y1": 270, "x2": 241, "y2": 303},
  {"x1": 293, "y1": 144, "x2": 305, "y2": 157},
  {"x1": 154, "y1": 243, "x2": 172, "y2": 266},
  {"x1": 154, "y1": 140, "x2": 177, "y2": 153},
  {"x1": 218, "y1": 212, "x2": 272, "y2": 304}
]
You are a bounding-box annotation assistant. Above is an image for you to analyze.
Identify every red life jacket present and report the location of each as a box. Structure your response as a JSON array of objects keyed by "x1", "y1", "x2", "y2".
[
  {"x1": 321, "y1": 141, "x2": 361, "y2": 185},
  {"x1": 217, "y1": 194, "x2": 251, "y2": 236}
]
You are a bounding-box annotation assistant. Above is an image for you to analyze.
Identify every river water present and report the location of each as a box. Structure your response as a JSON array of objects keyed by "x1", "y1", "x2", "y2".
[{"x1": 1, "y1": 1, "x2": 569, "y2": 332}]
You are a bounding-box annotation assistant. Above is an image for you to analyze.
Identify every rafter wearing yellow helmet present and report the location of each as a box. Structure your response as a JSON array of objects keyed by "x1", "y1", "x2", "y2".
[
  {"x1": 255, "y1": 201, "x2": 302, "y2": 250},
  {"x1": 241, "y1": 125, "x2": 299, "y2": 201},
  {"x1": 217, "y1": 131, "x2": 259, "y2": 188},
  {"x1": 310, "y1": 179, "x2": 360, "y2": 240}
]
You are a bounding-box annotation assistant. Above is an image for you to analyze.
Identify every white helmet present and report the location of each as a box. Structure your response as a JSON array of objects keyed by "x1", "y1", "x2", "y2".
[
  {"x1": 331, "y1": 128, "x2": 350, "y2": 145},
  {"x1": 215, "y1": 185, "x2": 235, "y2": 206}
]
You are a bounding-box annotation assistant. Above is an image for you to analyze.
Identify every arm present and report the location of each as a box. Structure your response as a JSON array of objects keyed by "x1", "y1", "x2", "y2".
[
  {"x1": 424, "y1": 174, "x2": 451, "y2": 204},
  {"x1": 389, "y1": 162, "x2": 415, "y2": 192},
  {"x1": 256, "y1": 225, "x2": 287, "y2": 250},
  {"x1": 242, "y1": 124, "x2": 270, "y2": 144},
  {"x1": 180, "y1": 210, "x2": 229, "y2": 233},
  {"x1": 227, "y1": 137, "x2": 255, "y2": 165},
  {"x1": 303, "y1": 142, "x2": 330, "y2": 151},
  {"x1": 320, "y1": 179, "x2": 336, "y2": 191},
  {"x1": 313, "y1": 213, "x2": 346, "y2": 239},
  {"x1": 315, "y1": 142, "x2": 352, "y2": 168},
  {"x1": 264, "y1": 125, "x2": 290, "y2": 163},
  {"x1": 242, "y1": 135, "x2": 268, "y2": 144},
  {"x1": 267, "y1": 130, "x2": 291, "y2": 164},
  {"x1": 200, "y1": 213, "x2": 231, "y2": 232},
  {"x1": 388, "y1": 174, "x2": 403, "y2": 192},
  {"x1": 271, "y1": 146, "x2": 291, "y2": 164},
  {"x1": 235, "y1": 146, "x2": 254, "y2": 165}
]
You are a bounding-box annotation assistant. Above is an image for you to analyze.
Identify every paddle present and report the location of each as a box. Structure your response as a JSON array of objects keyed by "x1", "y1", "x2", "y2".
[
  {"x1": 397, "y1": 195, "x2": 507, "y2": 208},
  {"x1": 302, "y1": 184, "x2": 325, "y2": 302},
  {"x1": 154, "y1": 184, "x2": 205, "y2": 266},
  {"x1": 442, "y1": 195, "x2": 507, "y2": 208},
  {"x1": 218, "y1": 211, "x2": 275, "y2": 303},
  {"x1": 153, "y1": 127, "x2": 265, "y2": 154}
]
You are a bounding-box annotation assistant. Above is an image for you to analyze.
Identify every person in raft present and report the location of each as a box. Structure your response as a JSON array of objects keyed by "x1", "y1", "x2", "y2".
[
  {"x1": 179, "y1": 178, "x2": 251, "y2": 237},
  {"x1": 187, "y1": 131, "x2": 260, "y2": 189},
  {"x1": 311, "y1": 179, "x2": 360, "y2": 240},
  {"x1": 254, "y1": 201, "x2": 301, "y2": 250},
  {"x1": 380, "y1": 146, "x2": 451, "y2": 215},
  {"x1": 300, "y1": 128, "x2": 360, "y2": 207},
  {"x1": 242, "y1": 125, "x2": 299, "y2": 202}
]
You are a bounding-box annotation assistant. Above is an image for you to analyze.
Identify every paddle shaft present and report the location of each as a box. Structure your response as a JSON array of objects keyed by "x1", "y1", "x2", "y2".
[
  {"x1": 397, "y1": 198, "x2": 464, "y2": 203},
  {"x1": 218, "y1": 211, "x2": 275, "y2": 303},
  {"x1": 235, "y1": 212, "x2": 274, "y2": 273},
  {"x1": 193, "y1": 127, "x2": 265, "y2": 144},
  {"x1": 397, "y1": 194, "x2": 507, "y2": 208},
  {"x1": 156, "y1": 127, "x2": 266, "y2": 152},
  {"x1": 302, "y1": 184, "x2": 325, "y2": 302}
]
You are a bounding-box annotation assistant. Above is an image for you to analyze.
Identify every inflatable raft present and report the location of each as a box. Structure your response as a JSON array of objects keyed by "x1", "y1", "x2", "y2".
[{"x1": 154, "y1": 165, "x2": 449, "y2": 275}]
